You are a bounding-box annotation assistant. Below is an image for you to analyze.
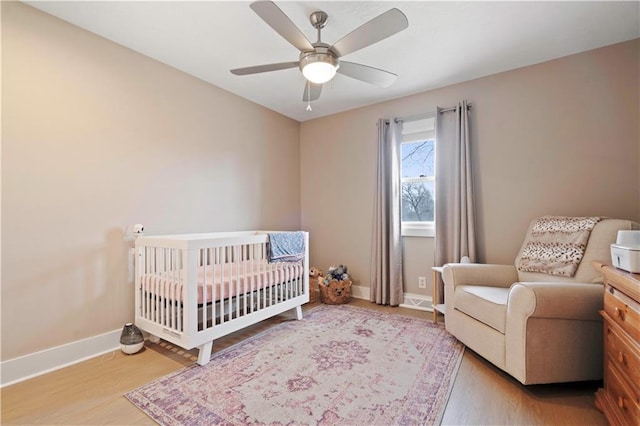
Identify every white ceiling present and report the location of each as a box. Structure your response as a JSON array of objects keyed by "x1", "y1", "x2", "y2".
[{"x1": 26, "y1": 1, "x2": 640, "y2": 122}]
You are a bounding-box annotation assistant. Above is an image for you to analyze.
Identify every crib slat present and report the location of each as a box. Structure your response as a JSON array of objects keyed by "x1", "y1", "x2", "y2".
[
  {"x1": 250, "y1": 244, "x2": 256, "y2": 312},
  {"x1": 262, "y1": 244, "x2": 267, "y2": 309},
  {"x1": 161, "y1": 248, "x2": 167, "y2": 327},
  {"x1": 148, "y1": 247, "x2": 153, "y2": 321},
  {"x1": 207, "y1": 248, "x2": 213, "y2": 330},
  {"x1": 227, "y1": 246, "x2": 233, "y2": 321},
  {"x1": 183, "y1": 248, "x2": 198, "y2": 335},
  {"x1": 234, "y1": 245, "x2": 240, "y2": 320},
  {"x1": 242, "y1": 245, "x2": 247, "y2": 316},
  {"x1": 176, "y1": 272, "x2": 184, "y2": 331},
  {"x1": 149, "y1": 247, "x2": 153, "y2": 321},
  {"x1": 214, "y1": 248, "x2": 219, "y2": 324},
  {"x1": 141, "y1": 247, "x2": 147, "y2": 320},
  {"x1": 219, "y1": 247, "x2": 226, "y2": 324},
  {"x1": 153, "y1": 248, "x2": 159, "y2": 323},
  {"x1": 200, "y1": 249, "x2": 205, "y2": 332},
  {"x1": 159, "y1": 248, "x2": 165, "y2": 324}
]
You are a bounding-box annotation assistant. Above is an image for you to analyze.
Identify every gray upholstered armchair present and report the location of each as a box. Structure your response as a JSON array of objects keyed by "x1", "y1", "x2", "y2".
[{"x1": 442, "y1": 217, "x2": 638, "y2": 385}]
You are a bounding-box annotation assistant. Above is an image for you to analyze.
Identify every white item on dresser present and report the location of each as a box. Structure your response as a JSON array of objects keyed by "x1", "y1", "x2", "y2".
[{"x1": 611, "y1": 229, "x2": 640, "y2": 273}]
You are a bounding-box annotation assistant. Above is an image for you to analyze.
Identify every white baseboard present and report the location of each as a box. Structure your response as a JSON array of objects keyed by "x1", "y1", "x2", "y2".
[
  {"x1": 1, "y1": 328, "x2": 121, "y2": 388},
  {"x1": 350, "y1": 284, "x2": 370, "y2": 300}
]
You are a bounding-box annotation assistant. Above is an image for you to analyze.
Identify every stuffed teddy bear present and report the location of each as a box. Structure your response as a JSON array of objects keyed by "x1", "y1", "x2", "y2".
[
  {"x1": 308, "y1": 267, "x2": 323, "y2": 303},
  {"x1": 323, "y1": 264, "x2": 349, "y2": 285},
  {"x1": 309, "y1": 266, "x2": 323, "y2": 279}
]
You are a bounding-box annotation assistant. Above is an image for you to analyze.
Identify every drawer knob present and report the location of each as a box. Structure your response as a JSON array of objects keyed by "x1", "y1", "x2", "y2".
[
  {"x1": 614, "y1": 307, "x2": 625, "y2": 320},
  {"x1": 617, "y1": 395, "x2": 626, "y2": 410},
  {"x1": 617, "y1": 351, "x2": 626, "y2": 365}
]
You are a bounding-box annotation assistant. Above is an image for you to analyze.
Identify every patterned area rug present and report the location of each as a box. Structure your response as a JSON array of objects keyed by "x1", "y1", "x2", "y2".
[{"x1": 126, "y1": 304, "x2": 464, "y2": 425}]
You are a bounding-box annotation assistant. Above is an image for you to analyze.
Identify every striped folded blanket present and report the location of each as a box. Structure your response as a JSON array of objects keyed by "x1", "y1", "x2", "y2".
[
  {"x1": 517, "y1": 216, "x2": 601, "y2": 277},
  {"x1": 268, "y1": 231, "x2": 305, "y2": 263}
]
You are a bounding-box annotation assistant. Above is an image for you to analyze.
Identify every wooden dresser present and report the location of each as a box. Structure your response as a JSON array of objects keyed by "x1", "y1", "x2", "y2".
[{"x1": 595, "y1": 264, "x2": 640, "y2": 426}]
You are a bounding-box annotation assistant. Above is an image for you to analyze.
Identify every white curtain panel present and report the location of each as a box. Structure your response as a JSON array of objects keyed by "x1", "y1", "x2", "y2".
[
  {"x1": 435, "y1": 100, "x2": 477, "y2": 295},
  {"x1": 370, "y1": 119, "x2": 404, "y2": 306}
]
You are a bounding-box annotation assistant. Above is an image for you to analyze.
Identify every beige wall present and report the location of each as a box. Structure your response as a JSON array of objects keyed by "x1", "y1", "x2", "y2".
[
  {"x1": 402, "y1": 237, "x2": 436, "y2": 296},
  {"x1": 1, "y1": 3, "x2": 301, "y2": 361},
  {"x1": 301, "y1": 39, "x2": 640, "y2": 297}
]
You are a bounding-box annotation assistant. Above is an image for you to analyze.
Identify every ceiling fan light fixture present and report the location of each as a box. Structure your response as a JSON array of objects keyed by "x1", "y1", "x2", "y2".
[{"x1": 300, "y1": 53, "x2": 339, "y2": 84}]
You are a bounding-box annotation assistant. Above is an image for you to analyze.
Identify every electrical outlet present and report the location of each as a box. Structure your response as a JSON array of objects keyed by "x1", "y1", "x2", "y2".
[{"x1": 418, "y1": 276, "x2": 427, "y2": 288}]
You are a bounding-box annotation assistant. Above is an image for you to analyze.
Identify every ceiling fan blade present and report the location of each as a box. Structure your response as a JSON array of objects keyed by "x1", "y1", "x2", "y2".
[
  {"x1": 330, "y1": 8, "x2": 408, "y2": 58},
  {"x1": 337, "y1": 61, "x2": 397, "y2": 88},
  {"x1": 231, "y1": 61, "x2": 299, "y2": 76},
  {"x1": 250, "y1": 1, "x2": 314, "y2": 52},
  {"x1": 303, "y1": 81, "x2": 322, "y2": 102}
]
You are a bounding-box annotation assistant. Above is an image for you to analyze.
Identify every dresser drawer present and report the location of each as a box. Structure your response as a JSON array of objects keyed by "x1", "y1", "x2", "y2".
[
  {"x1": 605, "y1": 360, "x2": 640, "y2": 426},
  {"x1": 604, "y1": 318, "x2": 640, "y2": 398},
  {"x1": 605, "y1": 285, "x2": 640, "y2": 342}
]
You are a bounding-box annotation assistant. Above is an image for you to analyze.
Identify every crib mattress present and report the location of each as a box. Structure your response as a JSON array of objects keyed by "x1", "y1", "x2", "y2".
[{"x1": 140, "y1": 260, "x2": 304, "y2": 304}]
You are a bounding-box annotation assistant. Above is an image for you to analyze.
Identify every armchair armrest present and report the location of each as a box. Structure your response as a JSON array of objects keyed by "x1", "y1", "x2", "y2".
[
  {"x1": 508, "y1": 282, "x2": 604, "y2": 321},
  {"x1": 506, "y1": 282, "x2": 605, "y2": 384},
  {"x1": 442, "y1": 263, "x2": 518, "y2": 289}
]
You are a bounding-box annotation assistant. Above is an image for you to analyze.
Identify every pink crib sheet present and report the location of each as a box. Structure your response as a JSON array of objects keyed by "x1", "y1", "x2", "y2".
[{"x1": 140, "y1": 260, "x2": 303, "y2": 304}]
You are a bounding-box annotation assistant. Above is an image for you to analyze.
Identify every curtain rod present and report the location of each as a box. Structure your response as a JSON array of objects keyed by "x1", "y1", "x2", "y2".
[
  {"x1": 394, "y1": 103, "x2": 472, "y2": 123},
  {"x1": 439, "y1": 103, "x2": 472, "y2": 113}
]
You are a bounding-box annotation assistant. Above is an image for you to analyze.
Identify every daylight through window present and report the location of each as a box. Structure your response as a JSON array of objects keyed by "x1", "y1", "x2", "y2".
[{"x1": 400, "y1": 115, "x2": 435, "y2": 237}]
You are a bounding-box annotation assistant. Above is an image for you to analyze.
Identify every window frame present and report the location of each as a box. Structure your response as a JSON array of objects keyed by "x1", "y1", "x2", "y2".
[{"x1": 400, "y1": 117, "x2": 436, "y2": 238}]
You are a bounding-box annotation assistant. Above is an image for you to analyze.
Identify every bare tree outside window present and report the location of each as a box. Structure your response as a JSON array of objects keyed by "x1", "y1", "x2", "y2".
[
  {"x1": 402, "y1": 182, "x2": 434, "y2": 221},
  {"x1": 402, "y1": 141, "x2": 434, "y2": 177},
  {"x1": 401, "y1": 140, "x2": 435, "y2": 223}
]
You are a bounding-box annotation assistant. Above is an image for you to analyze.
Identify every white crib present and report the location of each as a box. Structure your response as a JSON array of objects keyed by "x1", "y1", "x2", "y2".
[{"x1": 134, "y1": 231, "x2": 309, "y2": 365}]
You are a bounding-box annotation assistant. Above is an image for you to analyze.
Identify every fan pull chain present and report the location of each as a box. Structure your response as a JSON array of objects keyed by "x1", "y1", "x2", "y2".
[{"x1": 306, "y1": 82, "x2": 312, "y2": 111}]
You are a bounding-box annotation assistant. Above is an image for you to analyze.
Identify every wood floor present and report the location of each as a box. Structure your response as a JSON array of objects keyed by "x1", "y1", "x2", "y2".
[{"x1": 1, "y1": 299, "x2": 607, "y2": 425}]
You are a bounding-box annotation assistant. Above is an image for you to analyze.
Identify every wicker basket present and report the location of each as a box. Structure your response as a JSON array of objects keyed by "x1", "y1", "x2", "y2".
[{"x1": 319, "y1": 279, "x2": 352, "y2": 305}]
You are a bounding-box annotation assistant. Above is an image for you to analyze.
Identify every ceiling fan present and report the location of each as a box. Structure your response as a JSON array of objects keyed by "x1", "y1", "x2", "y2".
[{"x1": 230, "y1": 1, "x2": 409, "y2": 104}]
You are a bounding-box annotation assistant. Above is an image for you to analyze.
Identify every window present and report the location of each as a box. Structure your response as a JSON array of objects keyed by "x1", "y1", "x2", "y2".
[{"x1": 401, "y1": 115, "x2": 435, "y2": 237}]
